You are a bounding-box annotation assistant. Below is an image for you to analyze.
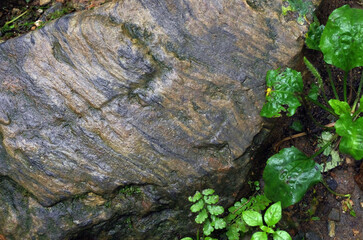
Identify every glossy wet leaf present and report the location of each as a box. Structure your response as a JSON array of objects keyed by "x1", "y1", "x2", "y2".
[
  {"x1": 264, "y1": 202, "x2": 282, "y2": 226},
  {"x1": 328, "y1": 99, "x2": 351, "y2": 116},
  {"x1": 251, "y1": 231, "x2": 268, "y2": 240},
  {"x1": 320, "y1": 5, "x2": 363, "y2": 71},
  {"x1": 305, "y1": 20, "x2": 324, "y2": 51},
  {"x1": 260, "y1": 68, "x2": 303, "y2": 118},
  {"x1": 207, "y1": 205, "x2": 224, "y2": 215},
  {"x1": 181, "y1": 238, "x2": 193, "y2": 240},
  {"x1": 263, "y1": 147, "x2": 322, "y2": 208},
  {"x1": 188, "y1": 191, "x2": 202, "y2": 202},
  {"x1": 190, "y1": 199, "x2": 204, "y2": 212},
  {"x1": 335, "y1": 114, "x2": 363, "y2": 160},
  {"x1": 195, "y1": 208, "x2": 208, "y2": 224},
  {"x1": 273, "y1": 230, "x2": 292, "y2": 240},
  {"x1": 242, "y1": 210, "x2": 263, "y2": 227},
  {"x1": 260, "y1": 225, "x2": 275, "y2": 234}
]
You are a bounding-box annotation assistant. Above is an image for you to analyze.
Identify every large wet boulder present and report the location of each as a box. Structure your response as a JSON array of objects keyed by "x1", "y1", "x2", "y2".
[{"x1": 0, "y1": 0, "x2": 315, "y2": 239}]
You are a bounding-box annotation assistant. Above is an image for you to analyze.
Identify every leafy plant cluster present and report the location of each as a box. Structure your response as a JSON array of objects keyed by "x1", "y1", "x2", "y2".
[
  {"x1": 181, "y1": 188, "x2": 291, "y2": 240},
  {"x1": 261, "y1": 4, "x2": 363, "y2": 208}
]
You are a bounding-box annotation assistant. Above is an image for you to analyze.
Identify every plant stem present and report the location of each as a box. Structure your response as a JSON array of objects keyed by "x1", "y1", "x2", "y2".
[
  {"x1": 326, "y1": 65, "x2": 339, "y2": 100},
  {"x1": 310, "y1": 134, "x2": 338, "y2": 159},
  {"x1": 343, "y1": 71, "x2": 348, "y2": 102},
  {"x1": 5, "y1": 10, "x2": 29, "y2": 25},
  {"x1": 351, "y1": 72, "x2": 363, "y2": 113},
  {"x1": 307, "y1": 97, "x2": 337, "y2": 117},
  {"x1": 321, "y1": 179, "x2": 351, "y2": 198}
]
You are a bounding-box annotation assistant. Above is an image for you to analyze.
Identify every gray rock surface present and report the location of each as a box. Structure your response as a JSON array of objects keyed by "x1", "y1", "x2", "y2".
[{"x1": 0, "y1": 0, "x2": 313, "y2": 239}]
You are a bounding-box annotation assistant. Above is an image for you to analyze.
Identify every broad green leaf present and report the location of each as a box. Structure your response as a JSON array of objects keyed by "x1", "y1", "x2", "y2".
[
  {"x1": 207, "y1": 205, "x2": 224, "y2": 215},
  {"x1": 359, "y1": 96, "x2": 363, "y2": 113},
  {"x1": 251, "y1": 231, "x2": 268, "y2": 240},
  {"x1": 181, "y1": 238, "x2": 193, "y2": 240},
  {"x1": 260, "y1": 68, "x2": 303, "y2": 118},
  {"x1": 212, "y1": 217, "x2": 226, "y2": 229},
  {"x1": 188, "y1": 191, "x2": 202, "y2": 202},
  {"x1": 203, "y1": 220, "x2": 214, "y2": 236},
  {"x1": 273, "y1": 230, "x2": 292, "y2": 240},
  {"x1": 335, "y1": 114, "x2": 363, "y2": 160},
  {"x1": 226, "y1": 225, "x2": 240, "y2": 240},
  {"x1": 204, "y1": 195, "x2": 219, "y2": 204},
  {"x1": 260, "y1": 225, "x2": 275, "y2": 234},
  {"x1": 328, "y1": 99, "x2": 351, "y2": 116},
  {"x1": 204, "y1": 237, "x2": 218, "y2": 240},
  {"x1": 264, "y1": 202, "x2": 282, "y2": 226},
  {"x1": 190, "y1": 199, "x2": 204, "y2": 212},
  {"x1": 320, "y1": 5, "x2": 363, "y2": 71},
  {"x1": 305, "y1": 19, "x2": 324, "y2": 51},
  {"x1": 263, "y1": 147, "x2": 322, "y2": 208},
  {"x1": 195, "y1": 208, "x2": 208, "y2": 224},
  {"x1": 242, "y1": 210, "x2": 263, "y2": 227},
  {"x1": 202, "y1": 189, "x2": 215, "y2": 196},
  {"x1": 308, "y1": 83, "x2": 319, "y2": 101}
]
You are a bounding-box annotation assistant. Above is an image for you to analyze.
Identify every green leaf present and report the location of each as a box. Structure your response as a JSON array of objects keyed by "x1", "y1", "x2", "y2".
[
  {"x1": 207, "y1": 205, "x2": 224, "y2": 215},
  {"x1": 251, "y1": 231, "x2": 268, "y2": 240},
  {"x1": 290, "y1": 120, "x2": 303, "y2": 132},
  {"x1": 251, "y1": 195, "x2": 272, "y2": 212},
  {"x1": 204, "y1": 195, "x2": 219, "y2": 204},
  {"x1": 204, "y1": 237, "x2": 218, "y2": 240},
  {"x1": 191, "y1": 199, "x2": 204, "y2": 212},
  {"x1": 263, "y1": 147, "x2": 322, "y2": 208},
  {"x1": 359, "y1": 95, "x2": 363, "y2": 113},
  {"x1": 226, "y1": 225, "x2": 240, "y2": 240},
  {"x1": 203, "y1": 220, "x2": 214, "y2": 236},
  {"x1": 242, "y1": 210, "x2": 263, "y2": 227},
  {"x1": 188, "y1": 191, "x2": 202, "y2": 202},
  {"x1": 264, "y1": 202, "x2": 282, "y2": 226},
  {"x1": 181, "y1": 238, "x2": 193, "y2": 240},
  {"x1": 202, "y1": 189, "x2": 215, "y2": 196},
  {"x1": 283, "y1": 0, "x2": 314, "y2": 24},
  {"x1": 260, "y1": 68, "x2": 303, "y2": 118},
  {"x1": 305, "y1": 19, "x2": 325, "y2": 51},
  {"x1": 273, "y1": 230, "x2": 292, "y2": 240},
  {"x1": 260, "y1": 225, "x2": 275, "y2": 234},
  {"x1": 212, "y1": 217, "x2": 226, "y2": 229},
  {"x1": 329, "y1": 99, "x2": 351, "y2": 116},
  {"x1": 195, "y1": 208, "x2": 208, "y2": 224},
  {"x1": 308, "y1": 83, "x2": 319, "y2": 101},
  {"x1": 319, "y1": 5, "x2": 363, "y2": 71},
  {"x1": 335, "y1": 114, "x2": 363, "y2": 160}
]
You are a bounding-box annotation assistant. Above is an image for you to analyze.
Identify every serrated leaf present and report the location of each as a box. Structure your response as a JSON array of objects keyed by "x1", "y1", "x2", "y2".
[
  {"x1": 252, "y1": 195, "x2": 272, "y2": 212},
  {"x1": 202, "y1": 189, "x2": 215, "y2": 196},
  {"x1": 195, "y1": 208, "x2": 208, "y2": 224},
  {"x1": 242, "y1": 210, "x2": 263, "y2": 227},
  {"x1": 263, "y1": 147, "x2": 322, "y2": 208},
  {"x1": 207, "y1": 205, "x2": 224, "y2": 215},
  {"x1": 273, "y1": 230, "x2": 292, "y2": 240},
  {"x1": 204, "y1": 195, "x2": 219, "y2": 204},
  {"x1": 320, "y1": 5, "x2": 363, "y2": 71},
  {"x1": 264, "y1": 202, "x2": 282, "y2": 226},
  {"x1": 260, "y1": 225, "x2": 275, "y2": 234},
  {"x1": 190, "y1": 199, "x2": 204, "y2": 212},
  {"x1": 328, "y1": 99, "x2": 351, "y2": 116},
  {"x1": 306, "y1": 20, "x2": 324, "y2": 51},
  {"x1": 251, "y1": 231, "x2": 268, "y2": 240},
  {"x1": 260, "y1": 68, "x2": 303, "y2": 118},
  {"x1": 226, "y1": 225, "x2": 240, "y2": 240},
  {"x1": 335, "y1": 114, "x2": 363, "y2": 160},
  {"x1": 203, "y1": 220, "x2": 214, "y2": 236},
  {"x1": 212, "y1": 217, "x2": 226, "y2": 229},
  {"x1": 308, "y1": 83, "x2": 319, "y2": 101},
  {"x1": 188, "y1": 191, "x2": 202, "y2": 203}
]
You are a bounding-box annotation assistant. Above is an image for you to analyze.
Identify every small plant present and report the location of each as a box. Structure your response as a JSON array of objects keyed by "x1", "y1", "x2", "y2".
[
  {"x1": 242, "y1": 201, "x2": 291, "y2": 240},
  {"x1": 119, "y1": 186, "x2": 141, "y2": 196},
  {"x1": 282, "y1": 0, "x2": 314, "y2": 24},
  {"x1": 261, "y1": 5, "x2": 362, "y2": 208}
]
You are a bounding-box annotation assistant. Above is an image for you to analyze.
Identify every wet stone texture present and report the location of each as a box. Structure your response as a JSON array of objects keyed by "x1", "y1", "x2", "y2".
[{"x1": 0, "y1": 0, "x2": 313, "y2": 239}]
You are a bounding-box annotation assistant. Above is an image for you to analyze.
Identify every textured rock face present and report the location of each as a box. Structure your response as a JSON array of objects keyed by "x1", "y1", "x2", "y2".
[{"x1": 0, "y1": 0, "x2": 311, "y2": 239}]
